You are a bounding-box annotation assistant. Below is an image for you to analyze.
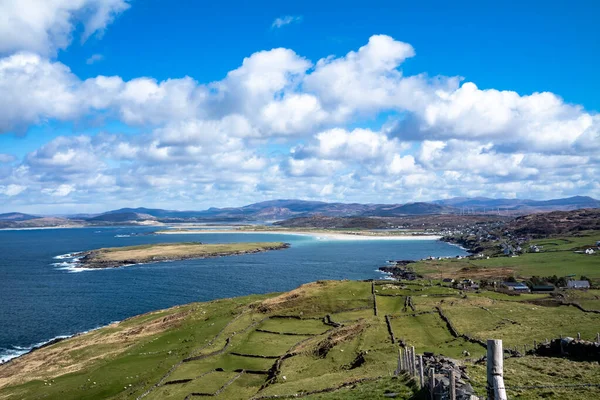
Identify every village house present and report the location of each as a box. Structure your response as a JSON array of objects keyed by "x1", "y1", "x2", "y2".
[
  {"x1": 585, "y1": 248, "x2": 595, "y2": 255},
  {"x1": 502, "y1": 281, "x2": 531, "y2": 293},
  {"x1": 567, "y1": 280, "x2": 591, "y2": 289}
]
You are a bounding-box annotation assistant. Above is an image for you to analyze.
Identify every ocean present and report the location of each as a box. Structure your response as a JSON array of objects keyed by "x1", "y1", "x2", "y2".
[{"x1": 0, "y1": 226, "x2": 466, "y2": 363}]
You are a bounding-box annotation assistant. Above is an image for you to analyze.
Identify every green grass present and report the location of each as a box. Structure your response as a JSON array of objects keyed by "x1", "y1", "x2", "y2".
[
  {"x1": 412, "y1": 231, "x2": 600, "y2": 282},
  {"x1": 303, "y1": 376, "x2": 417, "y2": 399},
  {"x1": 259, "y1": 318, "x2": 330, "y2": 335},
  {"x1": 469, "y1": 356, "x2": 600, "y2": 400},
  {"x1": 3, "y1": 278, "x2": 600, "y2": 400},
  {"x1": 232, "y1": 331, "x2": 311, "y2": 357}
]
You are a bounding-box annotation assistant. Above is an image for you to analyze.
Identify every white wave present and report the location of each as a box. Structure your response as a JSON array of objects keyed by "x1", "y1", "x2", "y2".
[
  {"x1": 51, "y1": 253, "x2": 92, "y2": 273},
  {"x1": 115, "y1": 234, "x2": 130, "y2": 238},
  {"x1": 53, "y1": 252, "x2": 80, "y2": 260},
  {"x1": 0, "y1": 335, "x2": 70, "y2": 364}
]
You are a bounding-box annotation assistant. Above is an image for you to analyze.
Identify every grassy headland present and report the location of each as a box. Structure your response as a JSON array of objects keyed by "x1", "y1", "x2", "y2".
[
  {"x1": 77, "y1": 242, "x2": 290, "y2": 268},
  {"x1": 1, "y1": 280, "x2": 599, "y2": 399}
]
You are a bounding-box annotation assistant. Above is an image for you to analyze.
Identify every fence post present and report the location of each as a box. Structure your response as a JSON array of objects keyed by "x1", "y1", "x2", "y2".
[
  {"x1": 429, "y1": 368, "x2": 435, "y2": 400},
  {"x1": 450, "y1": 370, "x2": 456, "y2": 400},
  {"x1": 419, "y1": 355, "x2": 424, "y2": 388},
  {"x1": 410, "y1": 346, "x2": 416, "y2": 376},
  {"x1": 396, "y1": 348, "x2": 402, "y2": 375},
  {"x1": 577, "y1": 332, "x2": 581, "y2": 340},
  {"x1": 487, "y1": 339, "x2": 507, "y2": 400},
  {"x1": 597, "y1": 333, "x2": 600, "y2": 344}
]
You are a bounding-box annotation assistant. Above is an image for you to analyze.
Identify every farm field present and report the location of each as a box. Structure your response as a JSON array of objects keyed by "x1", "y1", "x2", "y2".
[
  {"x1": 1, "y1": 280, "x2": 599, "y2": 399},
  {"x1": 413, "y1": 231, "x2": 600, "y2": 282}
]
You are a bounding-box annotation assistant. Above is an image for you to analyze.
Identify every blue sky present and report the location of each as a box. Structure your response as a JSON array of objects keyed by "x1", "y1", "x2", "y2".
[{"x1": 0, "y1": 0, "x2": 598, "y2": 213}]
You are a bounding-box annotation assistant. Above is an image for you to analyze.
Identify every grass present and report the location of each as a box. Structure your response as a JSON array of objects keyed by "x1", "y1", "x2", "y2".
[
  {"x1": 3, "y1": 279, "x2": 600, "y2": 400},
  {"x1": 82, "y1": 242, "x2": 289, "y2": 267},
  {"x1": 469, "y1": 356, "x2": 600, "y2": 400},
  {"x1": 413, "y1": 231, "x2": 600, "y2": 281}
]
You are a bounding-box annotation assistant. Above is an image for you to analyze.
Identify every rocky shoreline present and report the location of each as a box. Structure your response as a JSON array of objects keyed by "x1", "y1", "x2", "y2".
[
  {"x1": 378, "y1": 260, "x2": 419, "y2": 280},
  {"x1": 74, "y1": 242, "x2": 291, "y2": 269}
]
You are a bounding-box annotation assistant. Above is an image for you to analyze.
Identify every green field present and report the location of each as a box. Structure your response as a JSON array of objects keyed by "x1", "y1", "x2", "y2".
[
  {"x1": 2, "y1": 278, "x2": 600, "y2": 400},
  {"x1": 413, "y1": 231, "x2": 600, "y2": 282}
]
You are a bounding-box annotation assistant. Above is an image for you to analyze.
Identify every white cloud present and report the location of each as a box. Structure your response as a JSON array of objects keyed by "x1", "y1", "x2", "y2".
[
  {"x1": 86, "y1": 53, "x2": 104, "y2": 64},
  {"x1": 42, "y1": 184, "x2": 75, "y2": 197},
  {"x1": 0, "y1": 0, "x2": 130, "y2": 57},
  {"x1": 0, "y1": 184, "x2": 26, "y2": 196},
  {"x1": 0, "y1": 53, "x2": 81, "y2": 132},
  {"x1": 271, "y1": 15, "x2": 302, "y2": 29},
  {"x1": 1, "y1": 34, "x2": 599, "y2": 210}
]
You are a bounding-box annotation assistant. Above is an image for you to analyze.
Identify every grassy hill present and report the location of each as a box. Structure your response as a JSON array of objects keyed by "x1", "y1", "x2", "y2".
[
  {"x1": 414, "y1": 230, "x2": 600, "y2": 284},
  {"x1": 2, "y1": 279, "x2": 600, "y2": 400}
]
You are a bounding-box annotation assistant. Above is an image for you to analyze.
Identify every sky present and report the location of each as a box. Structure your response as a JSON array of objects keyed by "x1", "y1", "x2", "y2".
[{"x1": 0, "y1": 0, "x2": 599, "y2": 214}]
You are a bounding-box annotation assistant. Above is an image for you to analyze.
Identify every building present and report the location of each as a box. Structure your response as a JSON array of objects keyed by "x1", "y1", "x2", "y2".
[
  {"x1": 567, "y1": 280, "x2": 591, "y2": 289},
  {"x1": 531, "y1": 285, "x2": 555, "y2": 293},
  {"x1": 502, "y1": 282, "x2": 531, "y2": 293},
  {"x1": 585, "y1": 248, "x2": 595, "y2": 255}
]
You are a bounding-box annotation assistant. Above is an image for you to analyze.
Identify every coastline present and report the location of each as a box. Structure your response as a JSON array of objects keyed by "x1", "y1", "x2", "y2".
[
  {"x1": 155, "y1": 229, "x2": 442, "y2": 241},
  {"x1": 0, "y1": 320, "x2": 120, "y2": 365}
]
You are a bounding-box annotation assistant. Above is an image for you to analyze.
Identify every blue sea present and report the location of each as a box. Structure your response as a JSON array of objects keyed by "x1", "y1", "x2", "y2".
[{"x1": 0, "y1": 227, "x2": 466, "y2": 363}]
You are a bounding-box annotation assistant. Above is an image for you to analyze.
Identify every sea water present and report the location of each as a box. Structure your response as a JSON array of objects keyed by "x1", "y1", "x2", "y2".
[{"x1": 0, "y1": 226, "x2": 466, "y2": 363}]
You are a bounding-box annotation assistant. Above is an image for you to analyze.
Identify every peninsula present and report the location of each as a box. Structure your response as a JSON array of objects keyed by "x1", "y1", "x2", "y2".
[{"x1": 75, "y1": 242, "x2": 290, "y2": 269}]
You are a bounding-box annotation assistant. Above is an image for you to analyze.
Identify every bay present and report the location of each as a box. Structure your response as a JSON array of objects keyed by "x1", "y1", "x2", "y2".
[{"x1": 0, "y1": 226, "x2": 466, "y2": 362}]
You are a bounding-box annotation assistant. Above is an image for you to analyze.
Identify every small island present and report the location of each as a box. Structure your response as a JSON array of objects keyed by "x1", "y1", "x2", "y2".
[{"x1": 75, "y1": 241, "x2": 290, "y2": 269}]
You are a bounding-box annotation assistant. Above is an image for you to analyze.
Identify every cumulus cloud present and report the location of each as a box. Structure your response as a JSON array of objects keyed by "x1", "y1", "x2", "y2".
[
  {"x1": 0, "y1": 0, "x2": 130, "y2": 57},
  {"x1": 0, "y1": 33, "x2": 599, "y2": 210},
  {"x1": 0, "y1": 184, "x2": 26, "y2": 196},
  {"x1": 271, "y1": 15, "x2": 302, "y2": 29}
]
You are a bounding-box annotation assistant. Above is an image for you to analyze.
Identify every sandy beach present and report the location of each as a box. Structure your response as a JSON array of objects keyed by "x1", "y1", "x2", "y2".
[{"x1": 155, "y1": 229, "x2": 441, "y2": 241}]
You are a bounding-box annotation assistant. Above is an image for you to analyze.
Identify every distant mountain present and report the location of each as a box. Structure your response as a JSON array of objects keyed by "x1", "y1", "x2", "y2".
[
  {"x1": 364, "y1": 202, "x2": 455, "y2": 216},
  {"x1": 0, "y1": 212, "x2": 38, "y2": 221},
  {"x1": 434, "y1": 196, "x2": 600, "y2": 212},
  {"x1": 5, "y1": 196, "x2": 597, "y2": 227},
  {"x1": 87, "y1": 212, "x2": 157, "y2": 223},
  {"x1": 93, "y1": 200, "x2": 379, "y2": 222},
  {"x1": 91, "y1": 196, "x2": 599, "y2": 223}
]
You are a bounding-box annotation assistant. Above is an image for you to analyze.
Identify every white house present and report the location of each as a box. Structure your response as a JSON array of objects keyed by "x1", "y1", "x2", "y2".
[{"x1": 567, "y1": 280, "x2": 591, "y2": 289}]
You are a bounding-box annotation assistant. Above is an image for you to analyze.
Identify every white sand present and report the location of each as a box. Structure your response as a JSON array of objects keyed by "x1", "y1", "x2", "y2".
[{"x1": 156, "y1": 229, "x2": 441, "y2": 241}]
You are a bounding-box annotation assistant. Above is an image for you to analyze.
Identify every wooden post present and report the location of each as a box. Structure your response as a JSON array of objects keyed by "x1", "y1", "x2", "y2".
[
  {"x1": 403, "y1": 348, "x2": 408, "y2": 372},
  {"x1": 411, "y1": 346, "x2": 416, "y2": 376},
  {"x1": 487, "y1": 339, "x2": 507, "y2": 400},
  {"x1": 450, "y1": 370, "x2": 456, "y2": 400},
  {"x1": 429, "y1": 368, "x2": 435, "y2": 400},
  {"x1": 396, "y1": 348, "x2": 402, "y2": 375},
  {"x1": 419, "y1": 355, "x2": 425, "y2": 388},
  {"x1": 577, "y1": 332, "x2": 581, "y2": 340},
  {"x1": 597, "y1": 333, "x2": 600, "y2": 344}
]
